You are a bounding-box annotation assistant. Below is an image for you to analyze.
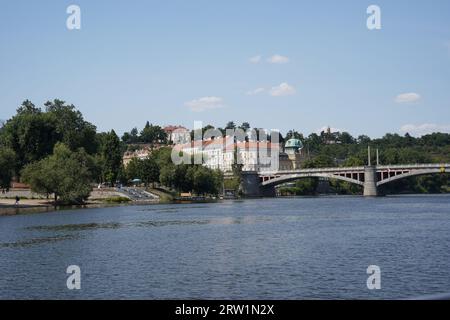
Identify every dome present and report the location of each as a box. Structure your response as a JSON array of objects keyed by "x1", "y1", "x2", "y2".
[{"x1": 285, "y1": 138, "x2": 303, "y2": 149}]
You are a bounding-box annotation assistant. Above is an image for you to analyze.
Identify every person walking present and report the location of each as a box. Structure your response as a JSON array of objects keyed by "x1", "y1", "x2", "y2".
[{"x1": 15, "y1": 195, "x2": 20, "y2": 206}]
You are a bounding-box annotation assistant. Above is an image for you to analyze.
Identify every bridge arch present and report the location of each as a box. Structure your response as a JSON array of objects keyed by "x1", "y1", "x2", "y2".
[
  {"x1": 377, "y1": 169, "x2": 443, "y2": 187},
  {"x1": 261, "y1": 173, "x2": 364, "y2": 188}
]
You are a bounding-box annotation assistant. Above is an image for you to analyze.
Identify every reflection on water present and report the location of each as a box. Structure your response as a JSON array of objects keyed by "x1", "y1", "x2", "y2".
[
  {"x1": 25, "y1": 222, "x2": 122, "y2": 232},
  {"x1": 1, "y1": 196, "x2": 450, "y2": 299},
  {"x1": 23, "y1": 216, "x2": 273, "y2": 233},
  {"x1": 0, "y1": 234, "x2": 79, "y2": 248}
]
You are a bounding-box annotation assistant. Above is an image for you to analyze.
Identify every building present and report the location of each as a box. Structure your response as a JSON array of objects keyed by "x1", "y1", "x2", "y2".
[
  {"x1": 163, "y1": 125, "x2": 190, "y2": 145},
  {"x1": 284, "y1": 138, "x2": 304, "y2": 169},
  {"x1": 174, "y1": 137, "x2": 290, "y2": 172},
  {"x1": 122, "y1": 146, "x2": 154, "y2": 166}
]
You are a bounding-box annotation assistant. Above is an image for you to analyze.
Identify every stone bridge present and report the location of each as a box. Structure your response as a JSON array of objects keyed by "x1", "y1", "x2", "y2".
[{"x1": 240, "y1": 164, "x2": 450, "y2": 197}]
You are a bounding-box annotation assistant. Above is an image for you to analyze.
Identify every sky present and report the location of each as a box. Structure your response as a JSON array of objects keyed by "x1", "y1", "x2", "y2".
[{"x1": 1, "y1": 0, "x2": 450, "y2": 138}]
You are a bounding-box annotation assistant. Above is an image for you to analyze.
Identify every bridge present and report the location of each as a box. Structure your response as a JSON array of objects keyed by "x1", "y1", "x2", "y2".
[{"x1": 240, "y1": 164, "x2": 450, "y2": 197}]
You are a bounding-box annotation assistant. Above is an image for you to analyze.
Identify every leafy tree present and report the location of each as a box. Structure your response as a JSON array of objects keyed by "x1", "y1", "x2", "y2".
[
  {"x1": 0, "y1": 100, "x2": 98, "y2": 175},
  {"x1": 0, "y1": 148, "x2": 16, "y2": 189},
  {"x1": 44, "y1": 99, "x2": 98, "y2": 154},
  {"x1": 240, "y1": 122, "x2": 251, "y2": 131},
  {"x1": 225, "y1": 121, "x2": 236, "y2": 130},
  {"x1": 126, "y1": 157, "x2": 143, "y2": 181},
  {"x1": 303, "y1": 154, "x2": 334, "y2": 168},
  {"x1": 141, "y1": 122, "x2": 167, "y2": 145},
  {"x1": 286, "y1": 130, "x2": 303, "y2": 140},
  {"x1": 193, "y1": 166, "x2": 216, "y2": 195},
  {"x1": 21, "y1": 143, "x2": 92, "y2": 204},
  {"x1": 159, "y1": 164, "x2": 175, "y2": 188},
  {"x1": 343, "y1": 156, "x2": 365, "y2": 167},
  {"x1": 339, "y1": 132, "x2": 355, "y2": 144},
  {"x1": 99, "y1": 130, "x2": 122, "y2": 185},
  {"x1": 141, "y1": 156, "x2": 159, "y2": 187},
  {"x1": 295, "y1": 178, "x2": 318, "y2": 195},
  {"x1": 1, "y1": 105, "x2": 59, "y2": 173}
]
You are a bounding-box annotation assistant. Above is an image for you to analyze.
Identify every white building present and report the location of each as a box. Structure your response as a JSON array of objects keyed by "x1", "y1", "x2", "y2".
[
  {"x1": 174, "y1": 137, "x2": 281, "y2": 172},
  {"x1": 163, "y1": 125, "x2": 191, "y2": 145}
]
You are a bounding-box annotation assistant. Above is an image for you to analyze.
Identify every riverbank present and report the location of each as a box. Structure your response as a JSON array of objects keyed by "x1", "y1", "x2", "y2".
[{"x1": 0, "y1": 188, "x2": 159, "y2": 216}]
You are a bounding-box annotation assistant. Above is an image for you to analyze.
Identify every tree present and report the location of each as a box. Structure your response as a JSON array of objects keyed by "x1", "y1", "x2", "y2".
[
  {"x1": 0, "y1": 148, "x2": 15, "y2": 189},
  {"x1": 295, "y1": 178, "x2": 318, "y2": 195},
  {"x1": 193, "y1": 166, "x2": 215, "y2": 195},
  {"x1": 141, "y1": 156, "x2": 159, "y2": 187},
  {"x1": 159, "y1": 164, "x2": 175, "y2": 188},
  {"x1": 286, "y1": 130, "x2": 303, "y2": 140},
  {"x1": 225, "y1": 121, "x2": 236, "y2": 130},
  {"x1": 16, "y1": 100, "x2": 41, "y2": 115},
  {"x1": 303, "y1": 154, "x2": 334, "y2": 168},
  {"x1": 305, "y1": 133, "x2": 321, "y2": 151},
  {"x1": 99, "y1": 130, "x2": 122, "y2": 185},
  {"x1": 0, "y1": 100, "x2": 98, "y2": 175},
  {"x1": 240, "y1": 122, "x2": 251, "y2": 131},
  {"x1": 44, "y1": 99, "x2": 98, "y2": 154},
  {"x1": 141, "y1": 122, "x2": 167, "y2": 145},
  {"x1": 357, "y1": 135, "x2": 371, "y2": 145},
  {"x1": 343, "y1": 156, "x2": 364, "y2": 167},
  {"x1": 21, "y1": 143, "x2": 92, "y2": 204},
  {"x1": 126, "y1": 157, "x2": 143, "y2": 181},
  {"x1": 122, "y1": 127, "x2": 140, "y2": 144},
  {"x1": 1, "y1": 106, "x2": 59, "y2": 173},
  {"x1": 339, "y1": 132, "x2": 355, "y2": 144},
  {"x1": 173, "y1": 164, "x2": 193, "y2": 192}
]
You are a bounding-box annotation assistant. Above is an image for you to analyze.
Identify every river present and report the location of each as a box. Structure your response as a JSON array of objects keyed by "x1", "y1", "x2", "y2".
[{"x1": 1, "y1": 195, "x2": 449, "y2": 299}]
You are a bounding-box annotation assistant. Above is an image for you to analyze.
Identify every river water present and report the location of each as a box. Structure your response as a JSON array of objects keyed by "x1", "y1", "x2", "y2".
[{"x1": 1, "y1": 195, "x2": 449, "y2": 299}]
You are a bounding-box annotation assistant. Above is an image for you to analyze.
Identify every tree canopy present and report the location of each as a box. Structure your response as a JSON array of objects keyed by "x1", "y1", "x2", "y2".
[{"x1": 21, "y1": 143, "x2": 93, "y2": 204}]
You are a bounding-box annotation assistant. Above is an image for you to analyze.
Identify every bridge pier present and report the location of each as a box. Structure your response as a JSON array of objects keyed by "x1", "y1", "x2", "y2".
[
  {"x1": 363, "y1": 166, "x2": 378, "y2": 197},
  {"x1": 241, "y1": 171, "x2": 262, "y2": 197},
  {"x1": 240, "y1": 171, "x2": 276, "y2": 197}
]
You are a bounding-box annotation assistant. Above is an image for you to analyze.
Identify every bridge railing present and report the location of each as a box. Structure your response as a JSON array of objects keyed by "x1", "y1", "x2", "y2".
[
  {"x1": 377, "y1": 163, "x2": 450, "y2": 170},
  {"x1": 262, "y1": 163, "x2": 450, "y2": 175}
]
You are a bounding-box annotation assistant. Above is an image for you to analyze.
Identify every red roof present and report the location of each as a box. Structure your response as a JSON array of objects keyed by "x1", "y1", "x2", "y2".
[{"x1": 163, "y1": 125, "x2": 189, "y2": 133}]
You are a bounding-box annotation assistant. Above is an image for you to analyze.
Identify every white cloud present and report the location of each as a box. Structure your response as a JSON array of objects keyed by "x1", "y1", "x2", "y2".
[
  {"x1": 185, "y1": 96, "x2": 224, "y2": 112},
  {"x1": 249, "y1": 55, "x2": 262, "y2": 64},
  {"x1": 246, "y1": 88, "x2": 265, "y2": 96},
  {"x1": 269, "y1": 82, "x2": 296, "y2": 96},
  {"x1": 267, "y1": 54, "x2": 289, "y2": 64},
  {"x1": 395, "y1": 92, "x2": 421, "y2": 104},
  {"x1": 400, "y1": 123, "x2": 450, "y2": 136}
]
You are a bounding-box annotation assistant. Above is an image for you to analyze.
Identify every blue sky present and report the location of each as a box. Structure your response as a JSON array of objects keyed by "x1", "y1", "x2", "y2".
[{"x1": 1, "y1": 0, "x2": 450, "y2": 137}]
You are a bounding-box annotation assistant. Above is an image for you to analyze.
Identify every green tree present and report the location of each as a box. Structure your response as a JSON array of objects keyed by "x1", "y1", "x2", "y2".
[
  {"x1": 21, "y1": 143, "x2": 92, "y2": 204},
  {"x1": 1, "y1": 103, "x2": 59, "y2": 173},
  {"x1": 99, "y1": 130, "x2": 122, "y2": 185},
  {"x1": 339, "y1": 132, "x2": 355, "y2": 144},
  {"x1": 0, "y1": 100, "x2": 98, "y2": 175},
  {"x1": 44, "y1": 99, "x2": 98, "y2": 154},
  {"x1": 141, "y1": 122, "x2": 167, "y2": 145},
  {"x1": 141, "y1": 156, "x2": 160, "y2": 187},
  {"x1": 192, "y1": 166, "x2": 215, "y2": 195},
  {"x1": 225, "y1": 121, "x2": 236, "y2": 130},
  {"x1": 0, "y1": 148, "x2": 16, "y2": 189},
  {"x1": 159, "y1": 164, "x2": 175, "y2": 188},
  {"x1": 240, "y1": 122, "x2": 251, "y2": 131},
  {"x1": 126, "y1": 157, "x2": 143, "y2": 181},
  {"x1": 295, "y1": 178, "x2": 318, "y2": 195}
]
